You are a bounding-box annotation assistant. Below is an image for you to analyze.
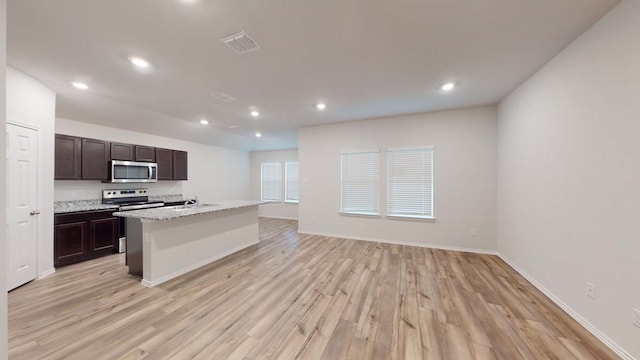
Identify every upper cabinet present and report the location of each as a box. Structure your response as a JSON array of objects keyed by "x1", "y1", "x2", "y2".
[
  {"x1": 173, "y1": 150, "x2": 188, "y2": 180},
  {"x1": 135, "y1": 145, "x2": 156, "y2": 162},
  {"x1": 55, "y1": 134, "x2": 82, "y2": 180},
  {"x1": 110, "y1": 142, "x2": 134, "y2": 161},
  {"x1": 81, "y1": 138, "x2": 110, "y2": 180},
  {"x1": 156, "y1": 148, "x2": 173, "y2": 180},
  {"x1": 55, "y1": 134, "x2": 188, "y2": 181}
]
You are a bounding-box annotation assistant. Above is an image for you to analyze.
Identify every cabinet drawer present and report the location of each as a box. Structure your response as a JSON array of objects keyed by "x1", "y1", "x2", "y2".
[{"x1": 55, "y1": 209, "x2": 118, "y2": 225}]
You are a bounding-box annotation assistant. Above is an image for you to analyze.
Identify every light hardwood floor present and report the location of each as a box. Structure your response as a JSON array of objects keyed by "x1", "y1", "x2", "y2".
[{"x1": 9, "y1": 218, "x2": 619, "y2": 359}]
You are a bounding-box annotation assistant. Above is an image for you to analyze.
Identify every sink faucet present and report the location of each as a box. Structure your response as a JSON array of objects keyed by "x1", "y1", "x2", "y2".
[{"x1": 185, "y1": 196, "x2": 199, "y2": 207}]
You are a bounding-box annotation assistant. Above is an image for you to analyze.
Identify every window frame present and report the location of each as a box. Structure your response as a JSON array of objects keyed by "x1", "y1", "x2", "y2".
[
  {"x1": 260, "y1": 162, "x2": 282, "y2": 202},
  {"x1": 339, "y1": 150, "x2": 381, "y2": 216},
  {"x1": 386, "y1": 146, "x2": 435, "y2": 220},
  {"x1": 284, "y1": 161, "x2": 299, "y2": 203}
]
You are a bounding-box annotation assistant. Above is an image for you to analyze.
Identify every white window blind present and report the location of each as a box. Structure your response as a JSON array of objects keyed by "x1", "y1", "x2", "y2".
[
  {"x1": 340, "y1": 151, "x2": 380, "y2": 215},
  {"x1": 387, "y1": 147, "x2": 433, "y2": 218},
  {"x1": 285, "y1": 161, "x2": 299, "y2": 203},
  {"x1": 261, "y1": 162, "x2": 282, "y2": 202}
]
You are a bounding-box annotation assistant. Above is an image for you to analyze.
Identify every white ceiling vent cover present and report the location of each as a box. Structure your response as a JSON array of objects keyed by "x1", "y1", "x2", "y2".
[
  {"x1": 222, "y1": 31, "x2": 260, "y2": 54},
  {"x1": 211, "y1": 92, "x2": 236, "y2": 102}
]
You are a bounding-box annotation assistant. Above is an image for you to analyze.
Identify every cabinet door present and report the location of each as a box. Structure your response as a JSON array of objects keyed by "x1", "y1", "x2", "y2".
[
  {"x1": 82, "y1": 138, "x2": 110, "y2": 180},
  {"x1": 54, "y1": 221, "x2": 88, "y2": 267},
  {"x1": 156, "y1": 148, "x2": 173, "y2": 180},
  {"x1": 55, "y1": 134, "x2": 81, "y2": 180},
  {"x1": 173, "y1": 150, "x2": 188, "y2": 180},
  {"x1": 111, "y1": 142, "x2": 134, "y2": 161},
  {"x1": 90, "y1": 217, "x2": 118, "y2": 256},
  {"x1": 135, "y1": 145, "x2": 156, "y2": 162}
]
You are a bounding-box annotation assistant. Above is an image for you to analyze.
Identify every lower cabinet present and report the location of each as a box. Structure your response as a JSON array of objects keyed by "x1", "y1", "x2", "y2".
[{"x1": 54, "y1": 210, "x2": 118, "y2": 267}]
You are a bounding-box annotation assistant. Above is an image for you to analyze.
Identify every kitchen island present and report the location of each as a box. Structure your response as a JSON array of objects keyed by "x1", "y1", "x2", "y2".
[{"x1": 113, "y1": 200, "x2": 261, "y2": 287}]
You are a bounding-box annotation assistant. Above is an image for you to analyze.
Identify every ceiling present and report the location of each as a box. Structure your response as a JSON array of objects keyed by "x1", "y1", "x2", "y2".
[{"x1": 7, "y1": 0, "x2": 619, "y2": 151}]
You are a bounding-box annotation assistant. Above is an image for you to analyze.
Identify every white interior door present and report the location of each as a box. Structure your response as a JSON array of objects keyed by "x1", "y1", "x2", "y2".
[{"x1": 6, "y1": 123, "x2": 38, "y2": 291}]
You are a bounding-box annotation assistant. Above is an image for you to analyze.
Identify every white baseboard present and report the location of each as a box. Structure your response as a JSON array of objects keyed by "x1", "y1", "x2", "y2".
[
  {"x1": 298, "y1": 230, "x2": 497, "y2": 255},
  {"x1": 37, "y1": 268, "x2": 55, "y2": 280},
  {"x1": 497, "y1": 253, "x2": 635, "y2": 360},
  {"x1": 141, "y1": 240, "x2": 260, "y2": 288},
  {"x1": 259, "y1": 215, "x2": 298, "y2": 221}
]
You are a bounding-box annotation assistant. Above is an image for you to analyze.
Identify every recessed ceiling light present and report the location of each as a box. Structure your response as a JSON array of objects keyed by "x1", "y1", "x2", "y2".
[
  {"x1": 200, "y1": 119, "x2": 209, "y2": 125},
  {"x1": 129, "y1": 56, "x2": 150, "y2": 68},
  {"x1": 255, "y1": 132, "x2": 262, "y2": 138},
  {"x1": 229, "y1": 125, "x2": 239, "y2": 129},
  {"x1": 72, "y1": 82, "x2": 89, "y2": 90},
  {"x1": 250, "y1": 111, "x2": 260, "y2": 117},
  {"x1": 316, "y1": 103, "x2": 327, "y2": 110},
  {"x1": 441, "y1": 82, "x2": 456, "y2": 91}
]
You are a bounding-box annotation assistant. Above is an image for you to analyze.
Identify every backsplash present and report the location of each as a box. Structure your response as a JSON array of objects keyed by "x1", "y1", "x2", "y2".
[{"x1": 54, "y1": 180, "x2": 184, "y2": 201}]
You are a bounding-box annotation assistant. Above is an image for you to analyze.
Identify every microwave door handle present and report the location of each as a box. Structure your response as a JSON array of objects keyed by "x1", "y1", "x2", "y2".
[{"x1": 149, "y1": 165, "x2": 153, "y2": 181}]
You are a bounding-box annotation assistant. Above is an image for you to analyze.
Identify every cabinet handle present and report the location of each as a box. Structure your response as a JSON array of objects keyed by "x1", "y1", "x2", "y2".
[{"x1": 30, "y1": 210, "x2": 40, "y2": 216}]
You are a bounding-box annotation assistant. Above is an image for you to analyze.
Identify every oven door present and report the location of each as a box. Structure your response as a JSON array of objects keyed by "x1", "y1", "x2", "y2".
[{"x1": 110, "y1": 160, "x2": 157, "y2": 183}]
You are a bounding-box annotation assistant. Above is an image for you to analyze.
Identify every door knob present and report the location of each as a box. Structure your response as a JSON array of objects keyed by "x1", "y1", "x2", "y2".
[{"x1": 30, "y1": 210, "x2": 40, "y2": 216}]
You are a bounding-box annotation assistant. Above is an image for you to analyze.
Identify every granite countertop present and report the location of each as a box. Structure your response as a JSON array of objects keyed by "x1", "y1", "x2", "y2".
[
  {"x1": 112, "y1": 200, "x2": 263, "y2": 221},
  {"x1": 54, "y1": 200, "x2": 119, "y2": 214},
  {"x1": 148, "y1": 194, "x2": 192, "y2": 203},
  {"x1": 54, "y1": 194, "x2": 189, "y2": 214}
]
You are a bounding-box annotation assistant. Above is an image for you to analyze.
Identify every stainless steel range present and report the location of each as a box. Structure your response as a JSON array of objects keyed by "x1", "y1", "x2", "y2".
[{"x1": 102, "y1": 189, "x2": 165, "y2": 252}]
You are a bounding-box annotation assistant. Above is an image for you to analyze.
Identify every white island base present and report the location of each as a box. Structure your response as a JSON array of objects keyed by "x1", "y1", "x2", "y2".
[{"x1": 123, "y1": 204, "x2": 259, "y2": 287}]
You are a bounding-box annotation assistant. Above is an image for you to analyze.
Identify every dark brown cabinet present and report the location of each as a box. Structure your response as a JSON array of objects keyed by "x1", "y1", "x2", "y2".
[
  {"x1": 54, "y1": 210, "x2": 118, "y2": 267},
  {"x1": 111, "y1": 142, "x2": 134, "y2": 161},
  {"x1": 55, "y1": 134, "x2": 82, "y2": 180},
  {"x1": 135, "y1": 145, "x2": 156, "y2": 162},
  {"x1": 55, "y1": 133, "x2": 188, "y2": 181},
  {"x1": 173, "y1": 150, "x2": 188, "y2": 180},
  {"x1": 54, "y1": 221, "x2": 88, "y2": 266},
  {"x1": 156, "y1": 148, "x2": 173, "y2": 180},
  {"x1": 81, "y1": 138, "x2": 110, "y2": 180}
]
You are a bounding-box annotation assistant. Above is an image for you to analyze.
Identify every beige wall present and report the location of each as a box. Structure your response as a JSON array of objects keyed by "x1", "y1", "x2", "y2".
[
  {"x1": 55, "y1": 118, "x2": 251, "y2": 203},
  {"x1": 497, "y1": 1, "x2": 639, "y2": 358},
  {"x1": 250, "y1": 149, "x2": 298, "y2": 220},
  {"x1": 0, "y1": 0, "x2": 7, "y2": 357},
  {"x1": 7, "y1": 67, "x2": 56, "y2": 280},
  {"x1": 299, "y1": 106, "x2": 497, "y2": 252}
]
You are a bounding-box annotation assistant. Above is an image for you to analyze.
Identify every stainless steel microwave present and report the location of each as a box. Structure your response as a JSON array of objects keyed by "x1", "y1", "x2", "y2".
[{"x1": 108, "y1": 160, "x2": 158, "y2": 183}]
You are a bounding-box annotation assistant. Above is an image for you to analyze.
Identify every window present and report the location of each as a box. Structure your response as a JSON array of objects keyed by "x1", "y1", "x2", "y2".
[
  {"x1": 261, "y1": 162, "x2": 282, "y2": 202},
  {"x1": 285, "y1": 161, "x2": 299, "y2": 203},
  {"x1": 387, "y1": 147, "x2": 434, "y2": 218},
  {"x1": 340, "y1": 151, "x2": 380, "y2": 215}
]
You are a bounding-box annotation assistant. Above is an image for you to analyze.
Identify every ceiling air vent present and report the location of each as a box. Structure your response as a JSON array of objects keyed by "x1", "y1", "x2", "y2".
[
  {"x1": 211, "y1": 92, "x2": 236, "y2": 102},
  {"x1": 221, "y1": 31, "x2": 260, "y2": 54}
]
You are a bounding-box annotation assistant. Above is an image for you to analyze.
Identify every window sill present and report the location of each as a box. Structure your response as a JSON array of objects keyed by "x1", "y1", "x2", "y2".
[
  {"x1": 284, "y1": 200, "x2": 299, "y2": 204},
  {"x1": 386, "y1": 214, "x2": 436, "y2": 222},
  {"x1": 260, "y1": 200, "x2": 281, "y2": 204},
  {"x1": 339, "y1": 212, "x2": 381, "y2": 218}
]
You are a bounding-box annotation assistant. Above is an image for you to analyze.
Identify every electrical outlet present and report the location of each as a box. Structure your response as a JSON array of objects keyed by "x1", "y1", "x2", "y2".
[
  {"x1": 470, "y1": 229, "x2": 478, "y2": 237},
  {"x1": 586, "y1": 282, "x2": 596, "y2": 300},
  {"x1": 70, "y1": 191, "x2": 78, "y2": 199},
  {"x1": 633, "y1": 308, "x2": 640, "y2": 328}
]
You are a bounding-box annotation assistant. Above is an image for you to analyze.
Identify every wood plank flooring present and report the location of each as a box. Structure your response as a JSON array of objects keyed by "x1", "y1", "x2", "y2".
[{"x1": 9, "y1": 218, "x2": 619, "y2": 359}]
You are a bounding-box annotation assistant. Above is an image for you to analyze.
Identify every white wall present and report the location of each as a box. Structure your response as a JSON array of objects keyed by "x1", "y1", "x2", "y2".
[
  {"x1": 250, "y1": 149, "x2": 298, "y2": 220},
  {"x1": 7, "y1": 67, "x2": 56, "y2": 280},
  {"x1": 55, "y1": 118, "x2": 251, "y2": 203},
  {"x1": 299, "y1": 106, "x2": 497, "y2": 252},
  {"x1": 497, "y1": 1, "x2": 640, "y2": 358},
  {"x1": 0, "y1": 0, "x2": 7, "y2": 358}
]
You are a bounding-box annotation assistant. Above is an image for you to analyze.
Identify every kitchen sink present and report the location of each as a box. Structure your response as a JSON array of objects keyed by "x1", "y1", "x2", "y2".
[{"x1": 167, "y1": 204, "x2": 219, "y2": 211}]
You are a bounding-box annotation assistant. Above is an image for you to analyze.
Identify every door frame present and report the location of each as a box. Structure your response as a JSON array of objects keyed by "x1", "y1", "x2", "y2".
[{"x1": 6, "y1": 120, "x2": 46, "y2": 282}]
